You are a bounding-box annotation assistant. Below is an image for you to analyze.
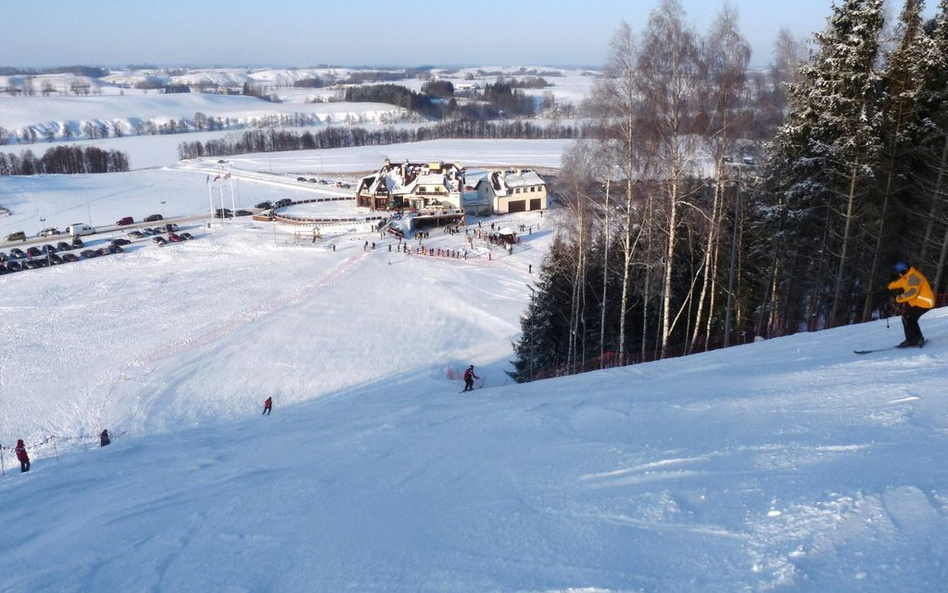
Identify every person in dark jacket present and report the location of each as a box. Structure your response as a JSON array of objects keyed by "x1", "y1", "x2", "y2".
[
  {"x1": 462, "y1": 365, "x2": 479, "y2": 392},
  {"x1": 15, "y1": 439, "x2": 30, "y2": 473},
  {"x1": 888, "y1": 262, "x2": 935, "y2": 347},
  {"x1": 263, "y1": 397, "x2": 273, "y2": 415},
  {"x1": 100, "y1": 430, "x2": 111, "y2": 447}
]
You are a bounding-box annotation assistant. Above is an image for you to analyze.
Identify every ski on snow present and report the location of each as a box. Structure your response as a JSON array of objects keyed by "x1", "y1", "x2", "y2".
[{"x1": 854, "y1": 340, "x2": 926, "y2": 355}]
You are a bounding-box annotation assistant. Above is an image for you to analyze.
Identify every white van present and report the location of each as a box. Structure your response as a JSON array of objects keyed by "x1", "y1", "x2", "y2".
[{"x1": 67, "y1": 223, "x2": 94, "y2": 236}]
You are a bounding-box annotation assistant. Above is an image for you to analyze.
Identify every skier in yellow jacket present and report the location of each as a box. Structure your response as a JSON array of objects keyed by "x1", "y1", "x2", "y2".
[{"x1": 888, "y1": 262, "x2": 934, "y2": 347}]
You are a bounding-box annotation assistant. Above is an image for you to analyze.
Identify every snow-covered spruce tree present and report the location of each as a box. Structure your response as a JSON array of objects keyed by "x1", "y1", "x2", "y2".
[
  {"x1": 766, "y1": 0, "x2": 886, "y2": 328},
  {"x1": 860, "y1": 0, "x2": 927, "y2": 320},
  {"x1": 916, "y1": 0, "x2": 948, "y2": 291},
  {"x1": 508, "y1": 236, "x2": 579, "y2": 383}
]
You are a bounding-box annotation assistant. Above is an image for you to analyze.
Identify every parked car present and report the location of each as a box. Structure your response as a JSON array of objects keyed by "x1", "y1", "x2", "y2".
[
  {"x1": 38, "y1": 227, "x2": 61, "y2": 237},
  {"x1": 144, "y1": 214, "x2": 163, "y2": 222},
  {"x1": 116, "y1": 216, "x2": 134, "y2": 226},
  {"x1": 127, "y1": 230, "x2": 144, "y2": 239},
  {"x1": 41, "y1": 244, "x2": 57, "y2": 254},
  {"x1": 48, "y1": 253, "x2": 63, "y2": 265},
  {"x1": 255, "y1": 201, "x2": 272, "y2": 209},
  {"x1": 180, "y1": 232, "x2": 194, "y2": 240},
  {"x1": 10, "y1": 248, "x2": 26, "y2": 259},
  {"x1": 164, "y1": 223, "x2": 178, "y2": 232},
  {"x1": 235, "y1": 210, "x2": 252, "y2": 217},
  {"x1": 67, "y1": 223, "x2": 94, "y2": 236},
  {"x1": 27, "y1": 246, "x2": 43, "y2": 257},
  {"x1": 71, "y1": 237, "x2": 84, "y2": 248},
  {"x1": 61, "y1": 253, "x2": 79, "y2": 263},
  {"x1": 80, "y1": 249, "x2": 98, "y2": 259},
  {"x1": 108, "y1": 245, "x2": 124, "y2": 254},
  {"x1": 168, "y1": 233, "x2": 182, "y2": 242},
  {"x1": 0, "y1": 252, "x2": 7, "y2": 262},
  {"x1": 56, "y1": 241, "x2": 72, "y2": 251},
  {"x1": 296, "y1": 177, "x2": 307, "y2": 182},
  {"x1": 0, "y1": 263, "x2": 7, "y2": 275},
  {"x1": 153, "y1": 236, "x2": 167, "y2": 246},
  {"x1": 111, "y1": 238, "x2": 131, "y2": 246},
  {"x1": 6, "y1": 260, "x2": 22, "y2": 272},
  {"x1": 24, "y1": 259, "x2": 44, "y2": 269},
  {"x1": 5, "y1": 231, "x2": 26, "y2": 242},
  {"x1": 94, "y1": 248, "x2": 109, "y2": 257},
  {"x1": 214, "y1": 208, "x2": 233, "y2": 218},
  {"x1": 275, "y1": 198, "x2": 292, "y2": 208}
]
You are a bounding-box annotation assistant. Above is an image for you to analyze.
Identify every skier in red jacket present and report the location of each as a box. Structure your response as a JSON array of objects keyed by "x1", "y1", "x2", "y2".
[
  {"x1": 15, "y1": 439, "x2": 30, "y2": 473},
  {"x1": 462, "y1": 365, "x2": 479, "y2": 392},
  {"x1": 263, "y1": 397, "x2": 272, "y2": 415}
]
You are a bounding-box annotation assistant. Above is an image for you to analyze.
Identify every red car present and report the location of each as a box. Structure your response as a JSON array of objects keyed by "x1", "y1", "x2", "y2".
[{"x1": 116, "y1": 216, "x2": 134, "y2": 226}]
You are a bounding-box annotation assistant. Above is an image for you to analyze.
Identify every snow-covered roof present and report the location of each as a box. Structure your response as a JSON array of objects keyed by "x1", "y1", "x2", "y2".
[{"x1": 502, "y1": 170, "x2": 545, "y2": 188}]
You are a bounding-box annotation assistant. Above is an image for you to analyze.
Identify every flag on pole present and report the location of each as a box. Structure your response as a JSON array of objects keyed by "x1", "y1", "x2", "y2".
[{"x1": 213, "y1": 174, "x2": 221, "y2": 182}]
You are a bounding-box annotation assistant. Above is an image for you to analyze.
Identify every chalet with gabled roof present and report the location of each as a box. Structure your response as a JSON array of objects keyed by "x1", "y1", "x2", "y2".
[
  {"x1": 356, "y1": 159, "x2": 466, "y2": 211},
  {"x1": 474, "y1": 169, "x2": 547, "y2": 214}
]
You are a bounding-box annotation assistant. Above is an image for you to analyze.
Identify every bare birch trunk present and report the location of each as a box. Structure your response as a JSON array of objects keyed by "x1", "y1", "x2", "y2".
[{"x1": 829, "y1": 161, "x2": 860, "y2": 326}]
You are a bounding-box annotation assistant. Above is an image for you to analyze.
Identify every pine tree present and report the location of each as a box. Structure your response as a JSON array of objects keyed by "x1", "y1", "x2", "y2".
[
  {"x1": 916, "y1": 0, "x2": 948, "y2": 291},
  {"x1": 769, "y1": 0, "x2": 886, "y2": 328},
  {"x1": 861, "y1": 0, "x2": 926, "y2": 320}
]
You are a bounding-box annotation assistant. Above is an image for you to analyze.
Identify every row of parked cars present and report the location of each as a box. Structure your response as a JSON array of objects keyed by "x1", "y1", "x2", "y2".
[
  {"x1": 214, "y1": 208, "x2": 253, "y2": 218},
  {"x1": 254, "y1": 199, "x2": 293, "y2": 211},
  {"x1": 0, "y1": 236, "x2": 130, "y2": 274},
  {"x1": 3, "y1": 214, "x2": 165, "y2": 243},
  {"x1": 295, "y1": 177, "x2": 352, "y2": 189}
]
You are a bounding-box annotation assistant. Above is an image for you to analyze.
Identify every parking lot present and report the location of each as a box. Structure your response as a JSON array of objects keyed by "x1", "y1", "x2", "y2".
[{"x1": 0, "y1": 221, "x2": 198, "y2": 276}]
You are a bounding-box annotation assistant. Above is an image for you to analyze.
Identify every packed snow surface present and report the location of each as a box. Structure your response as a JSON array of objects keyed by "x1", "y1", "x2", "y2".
[{"x1": 1, "y1": 161, "x2": 947, "y2": 592}]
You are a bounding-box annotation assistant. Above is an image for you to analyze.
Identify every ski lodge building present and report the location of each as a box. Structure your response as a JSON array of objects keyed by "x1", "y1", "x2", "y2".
[
  {"x1": 473, "y1": 169, "x2": 548, "y2": 214},
  {"x1": 355, "y1": 159, "x2": 548, "y2": 225},
  {"x1": 356, "y1": 159, "x2": 466, "y2": 212}
]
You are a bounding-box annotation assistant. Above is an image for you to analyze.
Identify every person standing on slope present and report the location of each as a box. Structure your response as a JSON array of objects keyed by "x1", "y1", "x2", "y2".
[
  {"x1": 462, "y1": 365, "x2": 479, "y2": 392},
  {"x1": 15, "y1": 439, "x2": 30, "y2": 473},
  {"x1": 263, "y1": 397, "x2": 273, "y2": 415},
  {"x1": 888, "y1": 261, "x2": 934, "y2": 348}
]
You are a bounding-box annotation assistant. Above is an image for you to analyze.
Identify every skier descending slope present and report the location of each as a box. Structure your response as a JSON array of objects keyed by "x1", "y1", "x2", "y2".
[
  {"x1": 461, "y1": 365, "x2": 479, "y2": 392},
  {"x1": 888, "y1": 262, "x2": 934, "y2": 348}
]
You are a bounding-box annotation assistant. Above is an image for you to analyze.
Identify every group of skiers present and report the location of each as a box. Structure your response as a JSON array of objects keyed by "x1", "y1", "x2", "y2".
[{"x1": 4, "y1": 430, "x2": 113, "y2": 476}]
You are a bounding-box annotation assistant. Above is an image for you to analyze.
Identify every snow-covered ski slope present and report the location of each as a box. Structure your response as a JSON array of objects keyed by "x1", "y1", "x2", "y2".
[{"x1": 1, "y1": 206, "x2": 947, "y2": 591}]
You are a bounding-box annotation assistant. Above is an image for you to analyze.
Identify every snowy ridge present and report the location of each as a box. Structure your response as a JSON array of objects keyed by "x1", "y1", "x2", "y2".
[{"x1": 0, "y1": 93, "x2": 406, "y2": 146}]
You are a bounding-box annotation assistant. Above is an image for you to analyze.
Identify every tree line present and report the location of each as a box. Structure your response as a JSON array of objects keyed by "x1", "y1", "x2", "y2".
[
  {"x1": 509, "y1": 0, "x2": 948, "y2": 382},
  {"x1": 0, "y1": 145, "x2": 130, "y2": 176},
  {"x1": 176, "y1": 120, "x2": 584, "y2": 160}
]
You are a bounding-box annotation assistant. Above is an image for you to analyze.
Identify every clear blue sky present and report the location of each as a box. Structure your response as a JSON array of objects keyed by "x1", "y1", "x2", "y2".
[{"x1": 0, "y1": 0, "x2": 937, "y2": 69}]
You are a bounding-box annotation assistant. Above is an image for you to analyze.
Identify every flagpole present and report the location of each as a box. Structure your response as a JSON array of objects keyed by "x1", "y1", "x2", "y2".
[
  {"x1": 219, "y1": 185, "x2": 226, "y2": 223},
  {"x1": 207, "y1": 178, "x2": 214, "y2": 226},
  {"x1": 229, "y1": 176, "x2": 236, "y2": 217}
]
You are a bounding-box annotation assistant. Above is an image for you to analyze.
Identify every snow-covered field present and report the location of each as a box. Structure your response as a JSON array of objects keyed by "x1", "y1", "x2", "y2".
[{"x1": 1, "y1": 137, "x2": 946, "y2": 590}]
